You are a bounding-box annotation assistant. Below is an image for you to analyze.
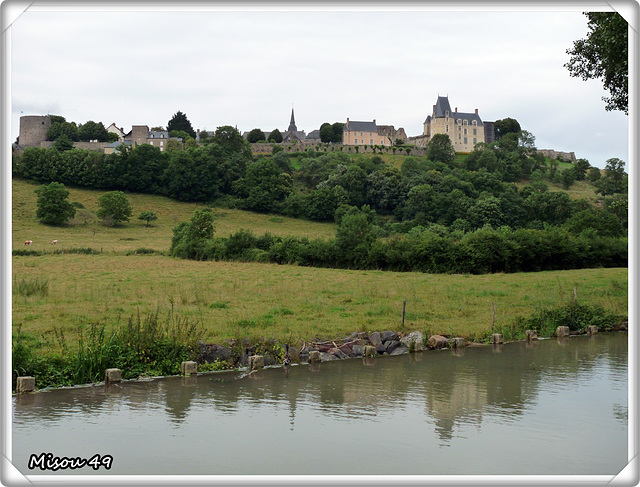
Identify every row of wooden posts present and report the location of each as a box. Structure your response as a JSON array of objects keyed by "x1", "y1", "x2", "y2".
[{"x1": 14, "y1": 326, "x2": 599, "y2": 394}]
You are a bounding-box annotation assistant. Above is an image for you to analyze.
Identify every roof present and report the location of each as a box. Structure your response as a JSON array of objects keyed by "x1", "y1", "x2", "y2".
[
  {"x1": 147, "y1": 131, "x2": 169, "y2": 139},
  {"x1": 427, "y1": 96, "x2": 483, "y2": 124},
  {"x1": 105, "y1": 140, "x2": 133, "y2": 148},
  {"x1": 433, "y1": 96, "x2": 452, "y2": 118},
  {"x1": 345, "y1": 120, "x2": 378, "y2": 132}
]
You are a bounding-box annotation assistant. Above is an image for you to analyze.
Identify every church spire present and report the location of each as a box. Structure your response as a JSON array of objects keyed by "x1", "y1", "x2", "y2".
[{"x1": 288, "y1": 108, "x2": 297, "y2": 132}]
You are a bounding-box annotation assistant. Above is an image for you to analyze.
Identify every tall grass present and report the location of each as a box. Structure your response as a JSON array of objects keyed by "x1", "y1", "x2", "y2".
[
  {"x1": 13, "y1": 276, "x2": 49, "y2": 297},
  {"x1": 12, "y1": 308, "x2": 205, "y2": 390}
]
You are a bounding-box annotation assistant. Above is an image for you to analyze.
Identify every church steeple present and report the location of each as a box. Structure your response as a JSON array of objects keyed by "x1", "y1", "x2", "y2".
[{"x1": 287, "y1": 108, "x2": 297, "y2": 132}]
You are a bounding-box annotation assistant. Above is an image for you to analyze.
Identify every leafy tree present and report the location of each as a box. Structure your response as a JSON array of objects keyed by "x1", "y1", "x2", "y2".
[
  {"x1": 565, "y1": 12, "x2": 628, "y2": 114},
  {"x1": 170, "y1": 208, "x2": 215, "y2": 260},
  {"x1": 319, "y1": 123, "x2": 334, "y2": 143},
  {"x1": 561, "y1": 167, "x2": 577, "y2": 189},
  {"x1": 168, "y1": 129, "x2": 192, "y2": 141},
  {"x1": 587, "y1": 166, "x2": 602, "y2": 182},
  {"x1": 52, "y1": 134, "x2": 74, "y2": 151},
  {"x1": 78, "y1": 121, "x2": 117, "y2": 142},
  {"x1": 212, "y1": 125, "x2": 252, "y2": 158},
  {"x1": 46, "y1": 120, "x2": 78, "y2": 142},
  {"x1": 35, "y1": 182, "x2": 76, "y2": 225},
  {"x1": 331, "y1": 123, "x2": 344, "y2": 143},
  {"x1": 494, "y1": 118, "x2": 521, "y2": 140},
  {"x1": 96, "y1": 191, "x2": 132, "y2": 226},
  {"x1": 564, "y1": 208, "x2": 624, "y2": 237},
  {"x1": 603, "y1": 157, "x2": 626, "y2": 193},
  {"x1": 573, "y1": 158, "x2": 591, "y2": 180},
  {"x1": 247, "y1": 128, "x2": 266, "y2": 143},
  {"x1": 335, "y1": 207, "x2": 378, "y2": 266},
  {"x1": 138, "y1": 210, "x2": 158, "y2": 227},
  {"x1": 268, "y1": 129, "x2": 283, "y2": 143},
  {"x1": 426, "y1": 134, "x2": 455, "y2": 164},
  {"x1": 233, "y1": 159, "x2": 293, "y2": 212},
  {"x1": 167, "y1": 111, "x2": 197, "y2": 139}
]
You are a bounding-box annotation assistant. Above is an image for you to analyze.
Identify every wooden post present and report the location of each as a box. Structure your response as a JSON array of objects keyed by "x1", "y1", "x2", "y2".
[
  {"x1": 491, "y1": 302, "x2": 495, "y2": 330},
  {"x1": 574, "y1": 286, "x2": 577, "y2": 302},
  {"x1": 401, "y1": 300, "x2": 406, "y2": 329}
]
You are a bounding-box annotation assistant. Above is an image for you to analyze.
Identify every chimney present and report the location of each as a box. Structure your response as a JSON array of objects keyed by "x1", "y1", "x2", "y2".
[
  {"x1": 373, "y1": 119, "x2": 376, "y2": 124},
  {"x1": 455, "y1": 107, "x2": 458, "y2": 113},
  {"x1": 475, "y1": 109, "x2": 478, "y2": 115}
]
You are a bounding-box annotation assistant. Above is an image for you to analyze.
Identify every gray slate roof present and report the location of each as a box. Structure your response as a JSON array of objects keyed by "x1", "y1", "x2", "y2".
[
  {"x1": 424, "y1": 96, "x2": 483, "y2": 125},
  {"x1": 346, "y1": 120, "x2": 378, "y2": 132}
]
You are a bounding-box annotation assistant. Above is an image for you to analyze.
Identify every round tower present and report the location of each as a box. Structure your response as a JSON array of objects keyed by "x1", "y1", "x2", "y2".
[{"x1": 19, "y1": 115, "x2": 52, "y2": 147}]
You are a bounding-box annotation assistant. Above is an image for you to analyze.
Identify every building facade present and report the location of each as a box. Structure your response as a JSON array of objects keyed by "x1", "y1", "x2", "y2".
[
  {"x1": 342, "y1": 118, "x2": 392, "y2": 146},
  {"x1": 422, "y1": 96, "x2": 485, "y2": 153}
]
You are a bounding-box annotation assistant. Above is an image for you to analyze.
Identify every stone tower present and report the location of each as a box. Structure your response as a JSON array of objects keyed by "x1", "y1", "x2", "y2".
[{"x1": 19, "y1": 115, "x2": 52, "y2": 147}]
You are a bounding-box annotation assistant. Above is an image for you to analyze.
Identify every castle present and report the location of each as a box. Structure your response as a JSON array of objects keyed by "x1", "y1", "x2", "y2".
[{"x1": 17, "y1": 96, "x2": 574, "y2": 160}]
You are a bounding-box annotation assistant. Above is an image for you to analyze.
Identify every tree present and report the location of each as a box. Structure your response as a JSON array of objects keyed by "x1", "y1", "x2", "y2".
[
  {"x1": 268, "y1": 129, "x2": 283, "y2": 143},
  {"x1": 233, "y1": 159, "x2": 293, "y2": 212},
  {"x1": 96, "y1": 191, "x2": 132, "y2": 226},
  {"x1": 494, "y1": 118, "x2": 521, "y2": 140},
  {"x1": 573, "y1": 158, "x2": 591, "y2": 180},
  {"x1": 426, "y1": 133, "x2": 456, "y2": 164},
  {"x1": 52, "y1": 134, "x2": 74, "y2": 151},
  {"x1": 46, "y1": 120, "x2": 78, "y2": 142},
  {"x1": 138, "y1": 210, "x2": 158, "y2": 227},
  {"x1": 167, "y1": 111, "x2": 197, "y2": 139},
  {"x1": 35, "y1": 182, "x2": 76, "y2": 225},
  {"x1": 212, "y1": 125, "x2": 251, "y2": 158},
  {"x1": 331, "y1": 123, "x2": 344, "y2": 143},
  {"x1": 78, "y1": 121, "x2": 117, "y2": 142},
  {"x1": 170, "y1": 208, "x2": 215, "y2": 260},
  {"x1": 247, "y1": 128, "x2": 265, "y2": 143},
  {"x1": 319, "y1": 123, "x2": 334, "y2": 143},
  {"x1": 565, "y1": 12, "x2": 628, "y2": 114}
]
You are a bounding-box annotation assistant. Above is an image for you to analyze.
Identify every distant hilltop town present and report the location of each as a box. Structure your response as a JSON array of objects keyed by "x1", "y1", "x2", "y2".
[{"x1": 15, "y1": 96, "x2": 575, "y2": 161}]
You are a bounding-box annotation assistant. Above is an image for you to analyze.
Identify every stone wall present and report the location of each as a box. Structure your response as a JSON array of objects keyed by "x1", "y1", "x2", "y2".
[
  {"x1": 251, "y1": 142, "x2": 429, "y2": 157},
  {"x1": 537, "y1": 149, "x2": 576, "y2": 162}
]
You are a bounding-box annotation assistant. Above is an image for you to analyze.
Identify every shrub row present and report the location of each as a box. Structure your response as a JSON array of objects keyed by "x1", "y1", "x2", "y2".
[{"x1": 172, "y1": 226, "x2": 627, "y2": 274}]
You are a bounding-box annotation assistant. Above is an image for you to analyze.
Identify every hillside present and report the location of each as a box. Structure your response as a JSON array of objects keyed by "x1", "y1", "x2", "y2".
[{"x1": 12, "y1": 178, "x2": 336, "y2": 253}]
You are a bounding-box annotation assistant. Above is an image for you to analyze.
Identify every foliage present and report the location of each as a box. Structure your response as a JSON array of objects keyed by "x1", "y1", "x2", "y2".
[
  {"x1": 426, "y1": 134, "x2": 455, "y2": 164},
  {"x1": 565, "y1": 12, "x2": 628, "y2": 114},
  {"x1": 138, "y1": 210, "x2": 158, "y2": 227},
  {"x1": 167, "y1": 111, "x2": 197, "y2": 139},
  {"x1": 247, "y1": 128, "x2": 266, "y2": 143},
  {"x1": 170, "y1": 208, "x2": 215, "y2": 260},
  {"x1": 233, "y1": 159, "x2": 293, "y2": 212},
  {"x1": 78, "y1": 121, "x2": 118, "y2": 142},
  {"x1": 35, "y1": 182, "x2": 76, "y2": 225},
  {"x1": 494, "y1": 118, "x2": 521, "y2": 139},
  {"x1": 96, "y1": 191, "x2": 133, "y2": 226},
  {"x1": 268, "y1": 129, "x2": 283, "y2": 143}
]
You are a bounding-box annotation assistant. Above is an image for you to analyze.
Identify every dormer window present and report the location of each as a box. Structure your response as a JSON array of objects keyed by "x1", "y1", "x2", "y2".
[
  {"x1": 463, "y1": 120, "x2": 468, "y2": 125},
  {"x1": 472, "y1": 120, "x2": 477, "y2": 126}
]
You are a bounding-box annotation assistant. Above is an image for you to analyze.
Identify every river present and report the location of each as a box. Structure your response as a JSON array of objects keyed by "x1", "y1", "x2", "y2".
[{"x1": 12, "y1": 332, "x2": 628, "y2": 477}]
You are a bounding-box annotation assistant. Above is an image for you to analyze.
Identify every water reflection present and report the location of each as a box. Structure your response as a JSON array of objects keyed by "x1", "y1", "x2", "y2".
[{"x1": 13, "y1": 333, "x2": 627, "y2": 475}]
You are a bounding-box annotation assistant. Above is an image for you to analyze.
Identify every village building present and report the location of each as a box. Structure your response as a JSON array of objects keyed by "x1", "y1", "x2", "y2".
[
  {"x1": 342, "y1": 118, "x2": 393, "y2": 146},
  {"x1": 106, "y1": 123, "x2": 125, "y2": 141}
]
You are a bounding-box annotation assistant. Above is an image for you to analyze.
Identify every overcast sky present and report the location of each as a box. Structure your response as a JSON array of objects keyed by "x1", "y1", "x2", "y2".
[{"x1": 7, "y1": 3, "x2": 631, "y2": 168}]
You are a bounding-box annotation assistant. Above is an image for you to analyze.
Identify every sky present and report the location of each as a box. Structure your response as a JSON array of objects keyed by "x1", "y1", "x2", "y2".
[{"x1": 6, "y1": 3, "x2": 632, "y2": 168}]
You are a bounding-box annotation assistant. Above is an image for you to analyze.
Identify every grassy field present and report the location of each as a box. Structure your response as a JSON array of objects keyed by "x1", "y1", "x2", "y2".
[
  {"x1": 12, "y1": 177, "x2": 627, "y2": 358},
  {"x1": 13, "y1": 253, "x2": 627, "y2": 354},
  {"x1": 12, "y1": 178, "x2": 336, "y2": 253}
]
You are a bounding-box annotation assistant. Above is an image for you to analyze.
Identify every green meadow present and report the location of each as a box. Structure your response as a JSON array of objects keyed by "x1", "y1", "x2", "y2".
[{"x1": 12, "y1": 178, "x2": 627, "y2": 357}]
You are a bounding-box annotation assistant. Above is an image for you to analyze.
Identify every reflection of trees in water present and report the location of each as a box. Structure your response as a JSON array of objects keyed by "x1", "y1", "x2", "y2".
[{"x1": 13, "y1": 334, "x2": 627, "y2": 439}]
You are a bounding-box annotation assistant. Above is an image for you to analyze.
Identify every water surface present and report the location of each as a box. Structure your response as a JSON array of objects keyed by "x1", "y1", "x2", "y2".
[{"x1": 12, "y1": 333, "x2": 628, "y2": 476}]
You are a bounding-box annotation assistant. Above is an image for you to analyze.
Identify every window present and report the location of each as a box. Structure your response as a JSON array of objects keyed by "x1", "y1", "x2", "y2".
[
  {"x1": 473, "y1": 128, "x2": 477, "y2": 135},
  {"x1": 355, "y1": 139, "x2": 358, "y2": 145},
  {"x1": 446, "y1": 125, "x2": 449, "y2": 133},
  {"x1": 463, "y1": 120, "x2": 468, "y2": 125},
  {"x1": 472, "y1": 120, "x2": 477, "y2": 126},
  {"x1": 160, "y1": 141, "x2": 164, "y2": 146},
  {"x1": 458, "y1": 134, "x2": 461, "y2": 140},
  {"x1": 360, "y1": 132, "x2": 363, "y2": 136},
  {"x1": 464, "y1": 128, "x2": 467, "y2": 135},
  {"x1": 370, "y1": 139, "x2": 373, "y2": 145},
  {"x1": 473, "y1": 138, "x2": 477, "y2": 145},
  {"x1": 464, "y1": 137, "x2": 468, "y2": 144}
]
